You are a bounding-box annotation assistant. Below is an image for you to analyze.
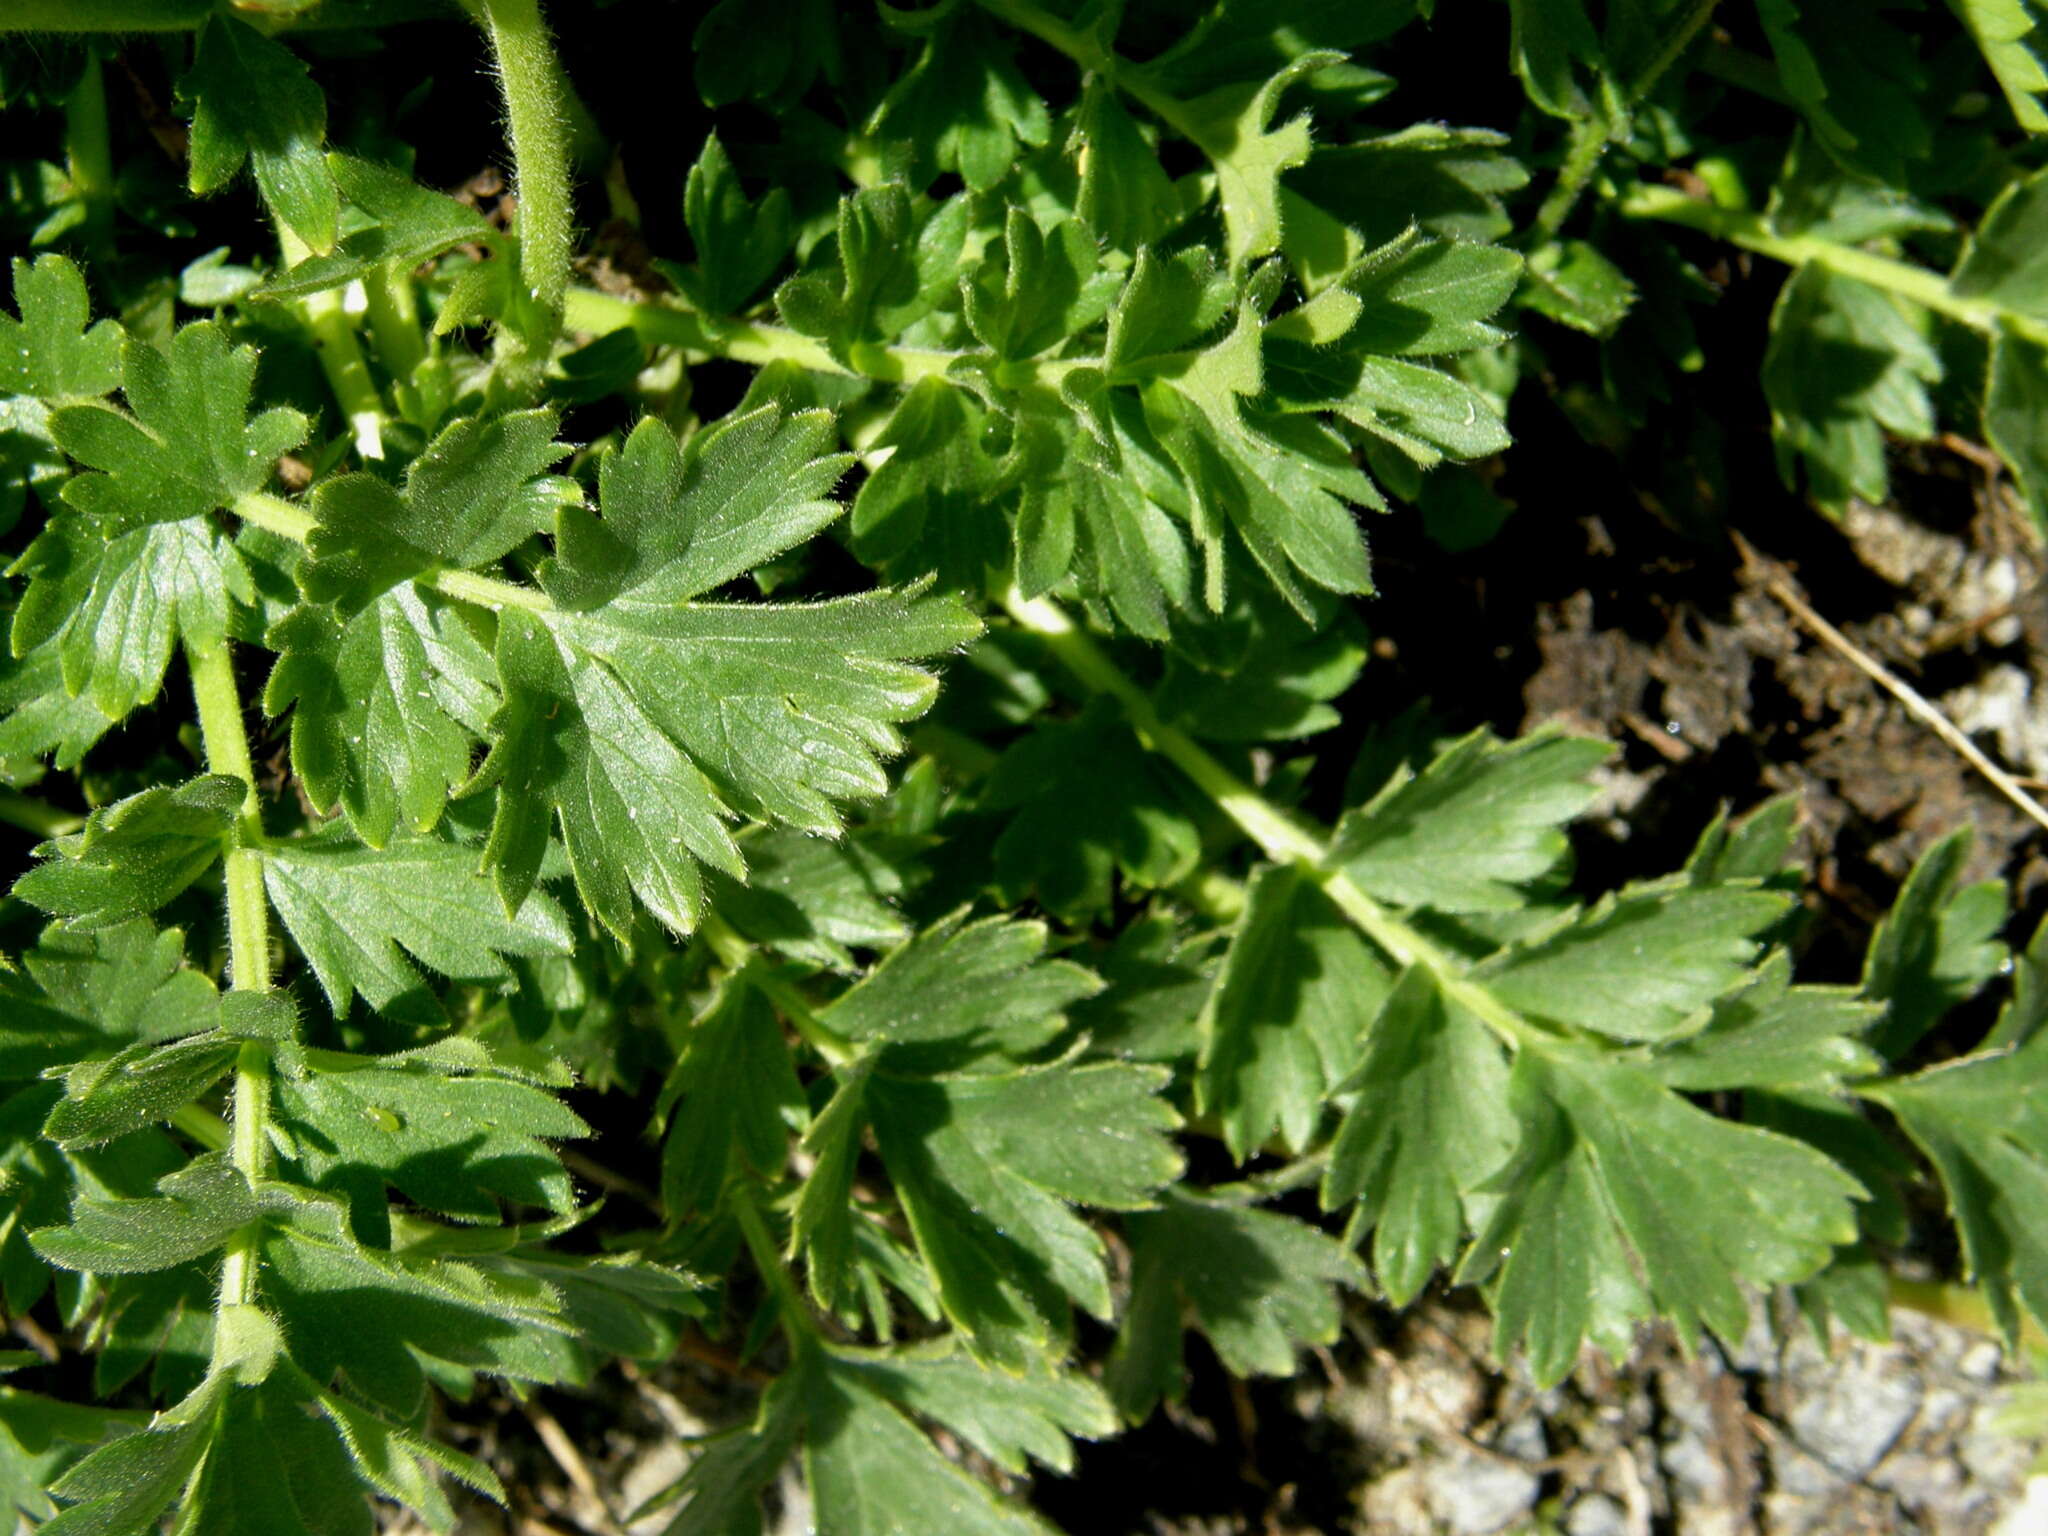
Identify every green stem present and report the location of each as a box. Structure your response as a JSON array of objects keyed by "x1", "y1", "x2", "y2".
[
  {"x1": 999, "y1": 590, "x2": 1538, "y2": 1047},
  {"x1": 186, "y1": 638, "x2": 274, "y2": 1317},
  {"x1": 1619, "y1": 184, "x2": 2048, "y2": 346},
  {"x1": 972, "y1": 0, "x2": 1197, "y2": 139},
  {"x1": 64, "y1": 53, "x2": 115, "y2": 257},
  {"x1": 1530, "y1": 116, "x2": 1614, "y2": 244},
  {"x1": 1, "y1": 0, "x2": 455, "y2": 28},
  {"x1": 562, "y1": 286, "x2": 1107, "y2": 390},
  {"x1": 276, "y1": 226, "x2": 386, "y2": 460},
  {"x1": 0, "y1": 788, "x2": 82, "y2": 839},
  {"x1": 477, "y1": 0, "x2": 574, "y2": 323},
  {"x1": 729, "y1": 1179, "x2": 816, "y2": 1341},
  {"x1": 1529, "y1": 0, "x2": 1721, "y2": 244},
  {"x1": 0, "y1": 0, "x2": 211, "y2": 28},
  {"x1": 360, "y1": 265, "x2": 427, "y2": 381},
  {"x1": 701, "y1": 916, "x2": 856, "y2": 1066},
  {"x1": 232, "y1": 492, "x2": 552, "y2": 612}
]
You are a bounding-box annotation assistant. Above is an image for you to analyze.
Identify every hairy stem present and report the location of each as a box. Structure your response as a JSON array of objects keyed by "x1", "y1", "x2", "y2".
[
  {"x1": 0, "y1": 788, "x2": 83, "y2": 839},
  {"x1": 64, "y1": 53, "x2": 115, "y2": 256},
  {"x1": 186, "y1": 637, "x2": 274, "y2": 1316},
  {"x1": 562, "y1": 286, "x2": 1107, "y2": 389},
  {"x1": 1621, "y1": 184, "x2": 2048, "y2": 347},
  {"x1": 702, "y1": 916, "x2": 856, "y2": 1066},
  {"x1": 971, "y1": 0, "x2": 1198, "y2": 140},
  {"x1": 477, "y1": 0, "x2": 574, "y2": 321},
  {"x1": 276, "y1": 226, "x2": 386, "y2": 460},
  {"x1": 1, "y1": 0, "x2": 454, "y2": 28},
  {"x1": 360, "y1": 265, "x2": 427, "y2": 381},
  {"x1": 1529, "y1": 0, "x2": 1721, "y2": 243},
  {"x1": 232, "y1": 492, "x2": 552, "y2": 612},
  {"x1": 0, "y1": 0, "x2": 211, "y2": 27},
  {"x1": 729, "y1": 1180, "x2": 816, "y2": 1342},
  {"x1": 998, "y1": 589, "x2": 1537, "y2": 1047}
]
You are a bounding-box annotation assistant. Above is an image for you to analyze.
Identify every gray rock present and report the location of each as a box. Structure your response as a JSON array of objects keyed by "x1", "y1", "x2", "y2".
[
  {"x1": 1565, "y1": 1492, "x2": 1631, "y2": 1536},
  {"x1": 1423, "y1": 1452, "x2": 1543, "y2": 1535},
  {"x1": 1787, "y1": 1350, "x2": 1921, "y2": 1478},
  {"x1": 1870, "y1": 1449, "x2": 1963, "y2": 1515}
]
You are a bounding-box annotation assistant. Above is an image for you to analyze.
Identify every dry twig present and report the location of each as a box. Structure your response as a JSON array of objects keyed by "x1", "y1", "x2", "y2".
[{"x1": 1734, "y1": 531, "x2": 2048, "y2": 836}]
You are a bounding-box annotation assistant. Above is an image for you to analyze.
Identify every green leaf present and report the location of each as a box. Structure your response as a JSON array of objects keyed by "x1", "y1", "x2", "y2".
[
  {"x1": 1178, "y1": 53, "x2": 1342, "y2": 268},
  {"x1": 1861, "y1": 830, "x2": 2008, "y2": 1060},
  {"x1": 1329, "y1": 729, "x2": 1609, "y2": 913},
  {"x1": 1143, "y1": 286, "x2": 1379, "y2": 615},
  {"x1": 1986, "y1": 331, "x2": 2048, "y2": 532},
  {"x1": 477, "y1": 605, "x2": 744, "y2": 940},
  {"x1": 1989, "y1": 911, "x2": 2048, "y2": 1051},
  {"x1": 1762, "y1": 267, "x2": 1940, "y2": 512},
  {"x1": 12, "y1": 512, "x2": 254, "y2": 722},
  {"x1": 827, "y1": 1340, "x2": 1115, "y2": 1476},
  {"x1": 1072, "y1": 81, "x2": 1183, "y2": 251},
  {"x1": 542, "y1": 407, "x2": 848, "y2": 613},
  {"x1": 709, "y1": 827, "x2": 912, "y2": 970},
  {"x1": 678, "y1": 133, "x2": 793, "y2": 316},
  {"x1": 659, "y1": 974, "x2": 803, "y2": 1220},
  {"x1": 40, "y1": 1373, "x2": 225, "y2": 1536},
  {"x1": 312, "y1": 1374, "x2": 503, "y2": 1529},
  {"x1": 0, "y1": 254, "x2": 122, "y2": 402},
  {"x1": 1321, "y1": 356, "x2": 1511, "y2": 469},
  {"x1": 11, "y1": 775, "x2": 242, "y2": 927},
  {"x1": 1105, "y1": 1190, "x2": 1365, "y2": 1421},
  {"x1": 295, "y1": 408, "x2": 568, "y2": 598},
  {"x1": 1155, "y1": 604, "x2": 1366, "y2": 741},
  {"x1": 1482, "y1": 883, "x2": 1790, "y2": 1042},
  {"x1": 176, "y1": 1374, "x2": 377, "y2": 1536},
  {"x1": 1874, "y1": 1026, "x2": 2048, "y2": 1341},
  {"x1": 0, "y1": 919, "x2": 218, "y2": 1082},
  {"x1": 1955, "y1": 0, "x2": 2048, "y2": 132},
  {"x1": 1755, "y1": 0, "x2": 1932, "y2": 182},
  {"x1": 1522, "y1": 239, "x2": 1637, "y2": 337},
  {"x1": 258, "y1": 1183, "x2": 579, "y2": 1418},
  {"x1": 866, "y1": 6, "x2": 1051, "y2": 192},
  {"x1": 258, "y1": 153, "x2": 495, "y2": 301},
  {"x1": 32, "y1": 1152, "x2": 254, "y2": 1275},
  {"x1": 985, "y1": 700, "x2": 1204, "y2": 925},
  {"x1": 277, "y1": 1040, "x2": 588, "y2": 1237},
  {"x1": 50, "y1": 323, "x2": 305, "y2": 532},
  {"x1": 1197, "y1": 862, "x2": 1395, "y2": 1158},
  {"x1": 181, "y1": 14, "x2": 339, "y2": 252},
  {"x1": 1651, "y1": 953, "x2": 1883, "y2": 1091},
  {"x1": 262, "y1": 832, "x2": 575, "y2": 1019},
  {"x1": 1322, "y1": 966, "x2": 1516, "y2": 1305},
  {"x1": 1953, "y1": 167, "x2": 2048, "y2": 318},
  {"x1": 819, "y1": 910, "x2": 1101, "y2": 1064},
  {"x1": 962, "y1": 210, "x2": 1120, "y2": 361},
  {"x1": 0, "y1": 639, "x2": 116, "y2": 773},
  {"x1": 43, "y1": 1032, "x2": 238, "y2": 1147},
  {"x1": 850, "y1": 377, "x2": 1016, "y2": 592},
  {"x1": 841, "y1": 1051, "x2": 1181, "y2": 1368},
  {"x1": 264, "y1": 583, "x2": 496, "y2": 849},
  {"x1": 803, "y1": 1357, "x2": 1057, "y2": 1536},
  {"x1": 484, "y1": 585, "x2": 976, "y2": 937},
  {"x1": 775, "y1": 185, "x2": 921, "y2": 355},
  {"x1": 1459, "y1": 1041, "x2": 1864, "y2": 1385}
]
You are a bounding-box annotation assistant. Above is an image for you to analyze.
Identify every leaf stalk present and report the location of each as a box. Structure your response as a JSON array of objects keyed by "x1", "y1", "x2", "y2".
[
  {"x1": 477, "y1": 0, "x2": 574, "y2": 326},
  {"x1": 186, "y1": 637, "x2": 276, "y2": 1320},
  {"x1": 997, "y1": 588, "x2": 1538, "y2": 1048}
]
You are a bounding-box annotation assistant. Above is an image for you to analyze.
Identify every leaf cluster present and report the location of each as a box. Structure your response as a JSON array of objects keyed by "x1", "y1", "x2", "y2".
[{"x1": 3, "y1": 1, "x2": 2048, "y2": 1531}]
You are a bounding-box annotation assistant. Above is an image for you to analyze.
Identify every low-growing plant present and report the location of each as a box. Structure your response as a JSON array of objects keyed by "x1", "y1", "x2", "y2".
[{"x1": 2, "y1": 1, "x2": 2047, "y2": 1531}]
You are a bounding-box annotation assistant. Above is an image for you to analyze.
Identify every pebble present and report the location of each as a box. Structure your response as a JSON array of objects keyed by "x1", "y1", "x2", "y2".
[
  {"x1": 1787, "y1": 1352, "x2": 1921, "y2": 1478},
  {"x1": 1421, "y1": 1452, "x2": 1542, "y2": 1534}
]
